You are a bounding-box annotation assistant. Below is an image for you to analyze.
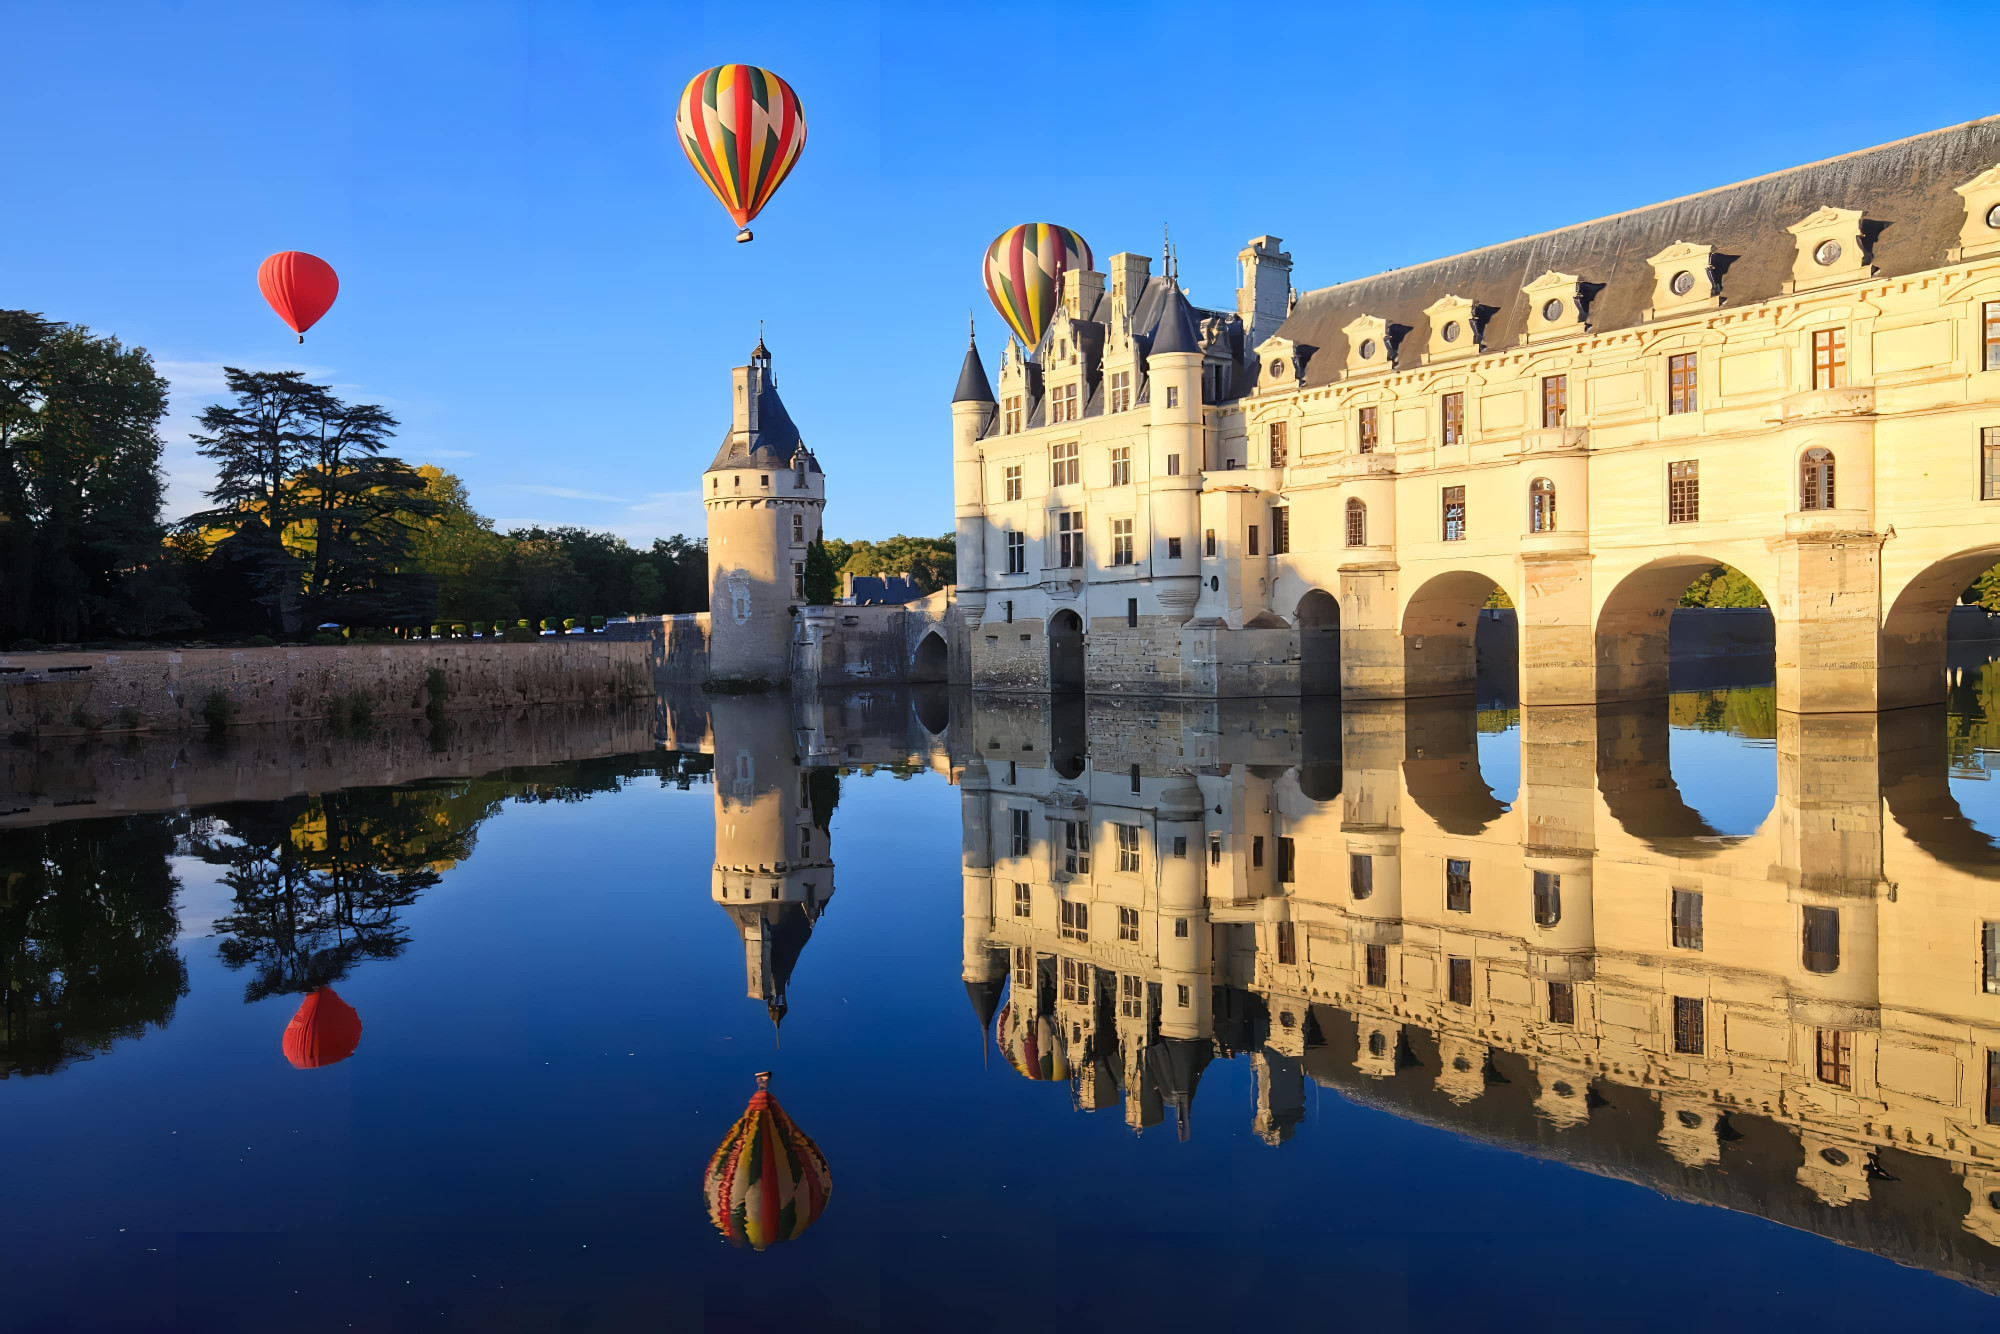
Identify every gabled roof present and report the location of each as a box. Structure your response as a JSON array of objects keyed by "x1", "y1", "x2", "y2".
[{"x1": 1277, "y1": 114, "x2": 2000, "y2": 386}]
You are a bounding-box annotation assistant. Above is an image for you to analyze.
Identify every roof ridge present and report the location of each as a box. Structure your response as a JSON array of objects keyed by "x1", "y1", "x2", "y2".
[{"x1": 1303, "y1": 113, "x2": 2000, "y2": 298}]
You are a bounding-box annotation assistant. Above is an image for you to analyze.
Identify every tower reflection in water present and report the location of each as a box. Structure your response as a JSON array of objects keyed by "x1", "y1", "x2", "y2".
[{"x1": 672, "y1": 684, "x2": 2000, "y2": 1290}]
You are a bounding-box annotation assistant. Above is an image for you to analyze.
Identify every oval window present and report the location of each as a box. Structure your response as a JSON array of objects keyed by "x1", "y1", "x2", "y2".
[
  {"x1": 1358, "y1": 337, "x2": 1377, "y2": 359},
  {"x1": 1551, "y1": 1081, "x2": 1574, "y2": 1098},
  {"x1": 1814, "y1": 239, "x2": 1843, "y2": 266},
  {"x1": 1367, "y1": 1032, "x2": 1387, "y2": 1057},
  {"x1": 1541, "y1": 299, "x2": 1565, "y2": 323},
  {"x1": 1441, "y1": 320, "x2": 1461, "y2": 343},
  {"x1": 1819, "y1": 1147, "x2": 1850, "y2": 1167},
  {"x1": 1209, "y1": 576, "x2": 1220, "y2": 592},
  {"x1": 1676, "y1": 1110, "x2": 1703, "y2": 1129},
  {"x1": 1670, "y1": 270, "x2": 1695, "y2": 296},
  {"x1": 1989, "y1": 202, "x2": 2000, "y2": 230},
  {"x1": 1269, "y1": 358, "x2": 1285, "y2": 377}
]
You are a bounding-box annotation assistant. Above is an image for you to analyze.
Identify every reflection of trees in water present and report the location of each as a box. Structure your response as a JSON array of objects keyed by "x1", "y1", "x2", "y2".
[
  {"x1": 1944, "y1": 660, "x2": 2000, "y2": 776},
  {"x1": 1668, "y1": 686, "x2": 1777, "y2": 739},
  {"x1": 0, "y1": 818, "x2": 189, "y2": 1077}
]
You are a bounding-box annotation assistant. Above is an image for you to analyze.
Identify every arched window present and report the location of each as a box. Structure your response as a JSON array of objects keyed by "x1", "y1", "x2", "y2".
[
  {"x1": 1344, "y1": 497, "x2": 1367, "y2": 548},
  {"x1": 1529, "y1": 477, "x2": 1557, "y2": 532},
  {"x1": 1801, "y1": 447, "x2": 1836, "y2": 510}
]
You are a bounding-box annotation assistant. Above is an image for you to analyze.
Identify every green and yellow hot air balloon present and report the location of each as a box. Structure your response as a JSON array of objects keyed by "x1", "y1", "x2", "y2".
[
  {"x1": 676, "y1": 64, "x2": 808, "y2": 243},
  {"x1": 704, "y1": 1072, "x2": 833, "y2": 1250},
  {"x1": 983, "y1": 223, "x2": 1093, "y2": 355}
]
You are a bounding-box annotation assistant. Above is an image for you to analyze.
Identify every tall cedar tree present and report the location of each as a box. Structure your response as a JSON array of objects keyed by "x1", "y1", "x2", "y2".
[{"x1": 0, "y1": 311, "x2": 178, "y2": 643}]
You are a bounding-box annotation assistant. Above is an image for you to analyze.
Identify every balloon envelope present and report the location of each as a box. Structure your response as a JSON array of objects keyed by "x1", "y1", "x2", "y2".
[
  {"x1": 983, "y1": 224, "x2": 1093, "y2": 353},
  {"x1": 282, "y1": 987, "x2": 363, "y2": 1069},
  {"x1": 704, "y1": 1073, "x2": 832, "y2": 1250},
  {"x1": 258, "y1": 252, "x2": 339, "y2": 338},
  {"x1": 675, "y1": 65, "x2": 807, "y2": 238}
]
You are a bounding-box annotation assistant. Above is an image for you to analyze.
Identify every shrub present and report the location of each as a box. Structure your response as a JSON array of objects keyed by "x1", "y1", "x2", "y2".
[
  {"x1": 424, "y1": 667, "x2": 450, "y2": 720},
  {"x1": 201, "y1": 691, "x2": 234, "y2": 732},
  {"x1": 329, "y1": 687, "x2": 373, "y2": 732},
  {"x1": 8, "y1": 638, "x2": 45, "y2": 653},
  {"x1": 243, "y1": 634, "x2": 275, "y2": 648},
  {"x1": 118, "y1": 706, "x2": 141, "y2": 729},
  {"x1": 311, "y1": 632, "x2": 344, "y2": 646}
]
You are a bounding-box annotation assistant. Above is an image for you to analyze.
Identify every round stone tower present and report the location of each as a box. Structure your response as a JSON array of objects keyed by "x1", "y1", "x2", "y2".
[{"x1": 704, "y1": 339, "x2": 825, "y2": 684}]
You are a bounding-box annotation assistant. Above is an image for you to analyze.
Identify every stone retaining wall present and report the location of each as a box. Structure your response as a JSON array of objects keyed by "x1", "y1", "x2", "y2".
[{"x1": 0, "y1": 640, "x2": 653, "y2": 738}]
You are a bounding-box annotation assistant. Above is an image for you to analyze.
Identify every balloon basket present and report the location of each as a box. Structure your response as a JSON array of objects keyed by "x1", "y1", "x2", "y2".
[
  {"x1": 735, "y1": 228, "x2": 753, "y2": 244},
  {"x1": 297, "y1": 334, "x2": 305, "y2": 344}
]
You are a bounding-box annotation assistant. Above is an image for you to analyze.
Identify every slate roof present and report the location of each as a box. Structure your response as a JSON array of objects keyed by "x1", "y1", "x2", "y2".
[
  {"x1": 707, "y1": 344, "x2": 823, "y2": 472},
  {"x1": 952, "y1": 338, "x2": 995, "y2": 404},
  {"x1": 1276, "y1": 115, "x2": 2000, "y2": 387}
]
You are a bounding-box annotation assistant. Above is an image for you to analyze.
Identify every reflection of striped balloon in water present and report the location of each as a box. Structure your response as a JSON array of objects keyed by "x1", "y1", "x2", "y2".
[
  {"x1": 995, "y1": 1000, "x2": 1070, "y2": 1082},
  {"x1": 983, "y1": 224, "x2": 1093, "y2": 353},
  {"x1": 704, "y1": 1072, "x2": 833, "y2": 1249},
  {"x1": 675, "y1": 64, "x2": 808, "y2": 243}
]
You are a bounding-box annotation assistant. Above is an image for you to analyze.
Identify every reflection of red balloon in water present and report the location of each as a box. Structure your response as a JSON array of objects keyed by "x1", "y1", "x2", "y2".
[
  {"x1": 704, "y1": 1072, "x2": 832, "y2": 1250},
  {"x1": 257, "y1": 251, "x2": 340, "y2": 344},
  {"x1": 282, "y1": 987, "x2": 363, "y2": 1069}
]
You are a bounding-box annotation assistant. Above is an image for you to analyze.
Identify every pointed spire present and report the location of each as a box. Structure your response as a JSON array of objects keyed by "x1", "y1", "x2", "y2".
[
  {"x1": 1149, "y1": 280, "x2": 1202, "y2": 357},
  {"x1": 952, "y1": 322, "x2": 995, "y2": 404}
]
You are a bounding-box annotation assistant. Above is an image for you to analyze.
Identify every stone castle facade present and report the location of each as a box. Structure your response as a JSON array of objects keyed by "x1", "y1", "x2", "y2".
[{"x1": 946, "y1": 115, "x2": 2000, "y2": 713}]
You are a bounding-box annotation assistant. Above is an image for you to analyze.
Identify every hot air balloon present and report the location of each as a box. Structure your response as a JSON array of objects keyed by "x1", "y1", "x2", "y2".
[
  {"x1": 281, "y1": 987, "x2": 363, "y2": 1069},
  {"x1": 675, "y1": 65, "x2": 807, "y2": 244},
  {"x1": 982, "y1": 224, "x2": 1093, "y2": 355},
  {"x1": 995, "y1": 1000, "x2": 1069, "y2": 1082},
  {"x1": 704, "y1": 1072, "x2": 833, "y2": 1250},
  {"x1": 258, "y1": 251, "x2": 340, "y2": 344}
]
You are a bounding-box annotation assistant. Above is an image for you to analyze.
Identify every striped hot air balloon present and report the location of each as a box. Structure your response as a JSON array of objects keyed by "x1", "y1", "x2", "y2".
[
  {"x1": 995, "y1": 1000, "x2": 1070, "y2": 1082},
  {"x1": 675, "y1": 64, "x2": 808, "y2": 244},
  {"x1": 704, "y1": 1072, "x2": 833, "y2": 1250},
  {"x1": 982, "y1": 224, "x2": 1094, "y2": 355}
]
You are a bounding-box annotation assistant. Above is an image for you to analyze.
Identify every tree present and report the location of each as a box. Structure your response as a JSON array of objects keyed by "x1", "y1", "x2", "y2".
[
  {"x1": 629, "y1": 560, "x2": 666, "y2": 614},
  {"x1": 408, "y1": 467, "x2": 517, "y2": 625},
  {"x1": 828, "y1": 533, "x2": 956, "y2": 593},
  {"x1": 649, "y1": 535, "x2": 708, "y2": 613},
  {"x1": 803, "y1": 538, "x2": 839, "y2": 604},
  {"x1": 1679, "y1": 564, "x2": 1767, "y2": 608},
  {"x1": 0, "y1": 313, "x2": 180, "y2": 643}
]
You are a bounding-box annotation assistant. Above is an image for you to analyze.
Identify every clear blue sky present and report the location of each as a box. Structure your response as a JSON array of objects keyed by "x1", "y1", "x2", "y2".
[{"x1": 7, "y1": 1, "x2": 1996, "y2": 545}]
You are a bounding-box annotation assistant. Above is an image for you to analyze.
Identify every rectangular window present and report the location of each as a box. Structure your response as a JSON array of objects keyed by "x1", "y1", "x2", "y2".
[
  {"x1": 1271, "y1": 506, "x2": 1290, "y2": 555},
  {"x1": 1668, "y1": 353, "x2": 1698, "y2": 414},
  {"x1": 1345, "y1": 499, "x2": 1366, "y2": 547},
  {"x1": 1442, "y1": 485, "x2": 1466, "y2": 541},
  {"x1": 1448, "y1": 957, "x2": 1473, "y2": 1006},
  {"x1": 1172, "y1": 836, "x2": 1187, "y2": 858},
  {"x1": 1441, "y1": 391, "x2": 1465, "y2": 446},
  {"x1": 792, "y1": 513, "x2": 804, "y2": 544},
  {"x1": 1062, "y1": 820, "x2": 1091, "y2": 875},
  {"x1": 1672, "y1": 889, "x2": 1703, "y2": 951},
  {"x1": 1816, "y1": 1029, "x2": 1853, "y2": 1088},
  {"x1": 1177, "y1": 982, "x2": 1190, "y2": 1008},
  {"x1": 1126, "y1": 598, "x2": 1137, "y2": 628},
  {"x1": 1803, "y1": 906, "x2": 1841, "y2": 974},
  {"x1": 1014, "y1": 882, "x2": 1031, "y2": 918},
  {"x1": 1984, "y1": 428, "x2": 2000, "y2": 501},
  {"x1": 1548, "y1": 981, "x2": 1575, "y2": 1026},
  {"x1": 1059, "y1": 898, "x2": 1089, "y2": 942},
  {"x1": 1532, "y1": 870, "x2": 1561, "y2": 927},
  {"x1": 1357, "y1": 406, "x2": 1378, "y2": 454},
  {"x1": 1252, "y1": 836, "x2": 1265, "y2": 869},
  {"x1": 1116, "y1": 823, "x2": 1140, "y2": 873},
  {"x1": 1110, "y1": 518, "x2": 1134, "y2": 566},
  {"x1": 1166, "y1": 536, "x2": 1182, "y2": 560},
  {"x1": 1276, "y1": 920, "x2": 1297, "y2": 965},
  {"x1": 1129, "y1": 763, "x2": 1140, "y2": 793},
  {"x1": 1673, "y1": 996, "x2": 1705, "y2": 1055},
  {"x1": 1005, "y1": 530, "x2": 1026, "y2": 574},
  {"x1": 1351, "y1": 853, "x2": 1373, "y2": 900},
  {"x1": 1050, "y1": 382, "x2": 1079, "y2": 424},
  {"x1": 792, "y1": 562, "x2": 804, "y2": 598},
  {"x1": 1110, "y1": 446, "x2": 1131, "y2": 487},
  {"x1": 1166, "y1": 386, "x2": 1179, "y2": 409},
  {"x1": 1204, "y1": 528, "x2": 1216, "y2": 558},
  {"x1": 1119, "y1": 906, "x2": 1139, "y2": 942},
  {"x1": 1445, "y1": 858, "x2": 1472, "y2": 912},
  {"x1": 1110, "y1": 369, "x2": 1132, "y2": 413},
  {"x1": 1812, "y1": 327, "x2": 1847, "y2": 389},
  {"x1": 1007, "y1": 760, "x2": 1017, "y2": 784},
  {"x1": 1668, "y1": 460, "x2": 1699, "y2": 524},
  {"x1": 1209, "y1": 835, "x2": 1222, "y2": 866},
  {"x1": 1003, "y1": 394, "x2": 1022, "y2": 434},
  {"x1": 1003, "y1": 464, "x2": 1022, "y2": 501},
  {"x1": 1050, "y1": 440, "x2": 1079, "y2": 487},
  {"x1": 1056, "y1": 511, "x2": 1083, "y2": 568},
  {"x1": 1277, "y1": 836, "x2": 1296, "y2": 884},
  {"x1": 1060, "y1": 955, "x2": 1088, "y2": 1002},
  {"x1": 1541, "y1": 374, "x2": 1568, "y2": 428},
  {"x1": 1365, "y1": 944, "x2": 1387, "y2": 987},
  {"x1": 1010, "y1": 809, "x2": 1031, "y2": 858},
  {"x1": 1247, "y1": 524, "x2": 1260, "y2": 556},
  {"x1": 1985, "y1": 921, "x2": 2000, "y2": 994},
  {"x1": 1175, "y1": 917, "x2": 1188, "y2": 939},
  {"x1": 1120, "y1": 973, "x2": 1142, "y2": 1017},
  {"x1": 1166, "y1": 453, "x2": 1180, "y2": 476},
  {"x1": 1268, "y1": 421, "x2": 1289, "y2": 468},
  {"x1": 1986, "y1": 302, "x2": 2000, "y2": 373}
]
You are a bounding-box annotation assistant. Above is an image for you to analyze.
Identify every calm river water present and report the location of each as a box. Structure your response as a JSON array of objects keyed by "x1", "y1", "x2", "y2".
[{"x1": 8, "y1": 668, "x2": 2000, "y2": 1331}]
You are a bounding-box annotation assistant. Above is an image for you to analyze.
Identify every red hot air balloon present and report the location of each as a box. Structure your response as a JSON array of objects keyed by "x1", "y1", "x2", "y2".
[
  {"x1": 675, "y1": 65, "x2": 808, "y2": 243},
  {"x1": 281, "y1": 987, "x2": 363, "y2": 1069},
  {"x1": 258, "y1": 251, "x2": 340, "y2": 344},
  {"x1": 704, "y1": 1072, "x2": 832, "y2": 1250}
]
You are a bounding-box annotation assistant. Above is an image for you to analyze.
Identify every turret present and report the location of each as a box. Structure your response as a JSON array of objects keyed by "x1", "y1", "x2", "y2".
[
  {"x1": 705, "y1": 339, "x2": 825, "y2": 684},
  {"x1": 1146, "y1": 282, "x2": 1205, "y2": 623},
  {"x1": 952, "y1": 328, "x2": 996, "y2": 622}
]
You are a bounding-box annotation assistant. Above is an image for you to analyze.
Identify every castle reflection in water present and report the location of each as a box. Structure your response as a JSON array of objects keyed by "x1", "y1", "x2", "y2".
[{"x1": 676, "y1": 682, "x2": 2000, "y2": 1293}]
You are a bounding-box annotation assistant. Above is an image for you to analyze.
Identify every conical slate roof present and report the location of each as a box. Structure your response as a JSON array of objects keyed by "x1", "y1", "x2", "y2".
[
  {"x1": 708, "y1": 342, "x2": 822, "y2": 473},
  {"x1": 952, "y1": 338, "x2": 995, "y2": 404},
  {"x1": 1148, "y1": 283, "x2": 1203, "y2": 356}
]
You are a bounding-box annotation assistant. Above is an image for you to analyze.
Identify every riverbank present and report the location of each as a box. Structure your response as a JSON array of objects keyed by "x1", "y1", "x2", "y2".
[{"x1": 0, "y1": 640, "x2": 653, "y2": 739}]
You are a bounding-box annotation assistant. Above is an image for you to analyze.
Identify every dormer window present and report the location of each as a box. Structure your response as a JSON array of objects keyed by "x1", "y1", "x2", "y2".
[
  {"x1": 1421, "y1": 295, "x2": 1479, "y2": 363},
  {"x1": 1521, "y1": 272, "x2": 1586, "y2": 342},
  {"x1": 1051, "y1": 382, "x2": 1079, "y2": 423},
  {"x1": 1645, "y1": 242, "x2": 1721, "y2": 319},
  {"x1": 1341, "y1": 315, "x2": 1392, "y2": 375},
  {"x1": 1003, "y1": 394, "x2": 1022, "y2": 434},
  {"x1": 1109, "y1": 370, "x2": 1131, "y2": 413},
  {"x1": 1784, "y1": 207, "x2": 1869, "y2": 291}
]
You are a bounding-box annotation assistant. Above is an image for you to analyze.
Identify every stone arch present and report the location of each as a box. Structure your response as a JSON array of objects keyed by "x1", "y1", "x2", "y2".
[
  {"x1": 1297, "y1": 588, "x2": 1341, "y2": 697},
  {"x1": 1401, "y1": 697, "x2": 1509, "y2": 834},
  {"x1": 910, "y1": 630, "x2": 948, "y2": 683},
  {"x1": 911, "y1": 684, "x2": 950, "y2": 736},
  {"x1": 1594, "y1": 700, "x2": 1773, "y2": 852},
  {"x1": 1400, "y1": 568, "x2": 1514, "y2": 699},
  {"x1": 1048, "y1": 608, "x2": 1085, "y2": 692},
  {"x1": 1881, "y1": 543, "x2": 2000, "y2": 710},
  {"x1": 1594, "y1": 555, "x2": 1773, "y2": 702}
]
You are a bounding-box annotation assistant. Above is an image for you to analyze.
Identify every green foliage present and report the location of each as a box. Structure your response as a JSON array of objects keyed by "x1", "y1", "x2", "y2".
[
  {"x1": 1962, "y1": 562, "x2": 2000, "y2": 610},
  {"x1": 1679, "y1": 564, "x2": 1767, "y2": 608},
  {"x1": 329, "y1": 688, "x2": 374, "y2": 732},
  {"x1": 1482, "y1": 587, "x2": 1514, "y2": 610},
  {"x1": 0, "y1": 311, "x2": 188, "y2": 643},
  {"x1": 201, "y1": 690, "x2": 234, "y2": 732},
  {"x1": 803, "y1": 539, "x2": 839, "y2": 605},
  {"x1": 1668, "y1": 686, "x2": 1778, "y2": 739},
  {"x1": 825, "y1": 533, "x2": 956, "y2": 594}
]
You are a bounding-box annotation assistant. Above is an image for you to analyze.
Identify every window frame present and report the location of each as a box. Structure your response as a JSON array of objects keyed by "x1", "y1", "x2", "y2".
[
  {"x1": 1528, "y1": 477, "x2": 1556, "y2": 533},
  {"x1": 1364, "y1": 943, "x2": 1387, "y2": 987},
  {"x1": 1056, "y1": 510, "x2": 1083, "y2": 568},
  {"x1": 1115, "y1": 822, "x2": 1141, "y2": 873},
  {"x1": 1118, "y1": 905, "x2": 1139, "y2": 943},
  {"x1": 1447, "y1": 956, "x2": 1473, "y2": 1006},
  {"x1": 1548, "y1": 981, "x2": 1575, "y2": 1026},
  {"x1": 1109, "y1": 369, "x2": 1132, "y2": 414},
  {"x1": 1003, "y1": 394, "x2": 1022, "y2": 434},
  {"x1": 1671, "y1": 888, "x2": 1703, "y2": 951},
  {"x1": 1668, "y1": 460, "x2": 1700, "y2": 524},
  {"x1": 1013, "y1": 881, "x2": 1031, "y2": 918},
  {"x1": 1982, "y1": 427, "x2": 2000, "y2": 502},
  {"x1": 1350, "y1": 853, "x2": 1373, "y2": 900},
  {"x1": 1110, "y1": 517, "x2": 1135, "y2": 566},
  {"x1": 1811, "y1": 327, "x2": 1848, "y2": 390},
  {"x1": 1442, "y1": 485, "x2": 1467, "y2": 542},
  {"x1": 1445, "y1": 857, "x2": 1472, "y2": 912},
  {"x1": 1345, "y1": 497, "x2": 1367, "y2": 548},
  {"x1": 1357, "y1": 405, "x2": 1378, "y2": 454},
  {"x1": 1009, "y1": 808, "x2": 1031, "y2": 858},
  {"x1": 1109, "y1": 445, "x2": 1131, "y2": 487},
  {"x1": 1816, "y1": 1028, "x2": 1853, "y2": 1088},
  {"x1": 1668, "y1": 352, "x2": 1698, "y2": 415},
  {"x1": 1050, "y1": 440, "x2": 1079, "y2": 488},
  {"x1": 1268, "y1": 420, "x2": 1289, "y2": 468},
  {"x1": 1541, "y1": 374, "x2": 1568, "y2": 428},
  {"x1": 1004, "y1": 530, "x2": 1026, "y2": 575},
  {"x1": 1800, "y1": 447, "x2": 1836, "y2": 511},
  {"x1": 1441, "y1": 391, "x2": 1466, "y2": 446},
  {"x1": 1673, "y1": 996, "x2": 1705, "y2": 1055},
  {"x1": 1003, "y1": 463, "x2": 1023, "y2": 502},
  {"x1": 1271, "y1": 506, "x2": 1290, "y2": 555}
]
